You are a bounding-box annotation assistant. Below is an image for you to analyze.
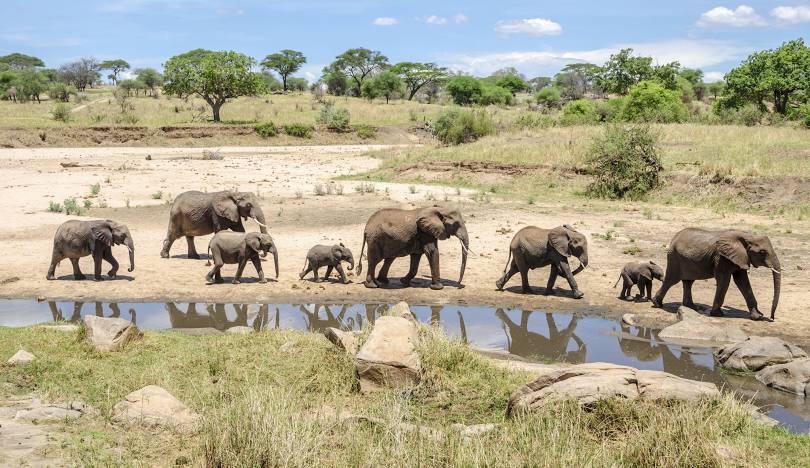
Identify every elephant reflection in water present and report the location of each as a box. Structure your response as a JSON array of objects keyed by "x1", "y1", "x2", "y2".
[
  {"x1": 166, "y1": 303, "x2": 270, "y2": 331},
  {"x1": 496, "y1": 309, "x2": 586, "y2": 363},
  {"x1": 298, "y1": 304, "x2": 351, "y2": 332},
  {"x1": 346, "y1": 304, "x2": 388, "y2": 331},
  {"x1": 48, "y1": 301, "x2": 136, "y2": 324},
  {"x1": 428, "y1": 305, "x2": 469, "y2": 343}
]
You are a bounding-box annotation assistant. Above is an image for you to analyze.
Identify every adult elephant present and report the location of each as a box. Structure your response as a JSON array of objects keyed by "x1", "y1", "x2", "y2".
[
  {"x1": 46, "y1": 219, "x2": 135, "y2": 281},
  {"x1": 160, "y1": 190, "x2": 267, "y2": 259},
  {"x1": 357, "y1": 206, "x2": 470, "y2": 290},
  {"x1": 652, "y1": 228, "x2": 781, "y2": 321}
]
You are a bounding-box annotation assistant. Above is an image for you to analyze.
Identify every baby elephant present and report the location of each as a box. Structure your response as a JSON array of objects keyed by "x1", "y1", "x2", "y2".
[
  {"x1": 206, "y1": 232, "x2": 278, "y2": 284},
  {"x1": 614, "y1": 260, "x2": 664, "y2": 301},
  {"x1": 300, "y1": 243, "x2": 355, "y2": 283},
  {"x1": 47, "y1": 219, "x2": 135, "y2": 281}
]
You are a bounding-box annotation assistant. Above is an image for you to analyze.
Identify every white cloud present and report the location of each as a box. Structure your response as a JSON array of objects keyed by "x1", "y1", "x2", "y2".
[
  {"x1": 697, "y1": 5, "x2": 766, "y2": 27},
  {"x1": 0, "y1": 32, "x2": 84, "y2": 48},
  {"x1": 216, "y1": 8, "x2": 244, "y2": 16},
  {"x1": 425, "y1": 15, "x2": 448, "y2": 25},
  {"x1": 770, "y1": 5, "x2": 810, "y2": 24},
  {"x1": 703, "y1": 71, "x2": 726, "y2": 82},
  {"x1": 372, "y1": 16, "x2": 398, "y2": 26},
  {"x1": 495, "y1": 18, "x2": 563, "y2": 36},
  {"x1": 453, "y1": 13, "x2": 468, "y2": 24}
]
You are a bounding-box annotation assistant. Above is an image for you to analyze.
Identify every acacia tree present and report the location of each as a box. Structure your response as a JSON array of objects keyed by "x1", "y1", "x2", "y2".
[
  {"x1": 99, "y1": 59, "x2": 130, "y2": 84},
  {"x1": 329, "y1": 48, "x2": 388, "y2": 96},
  {"x1": 57, "y1": 58, "x2": 101, "y2": 91},
  {"x1": 163, "y1": 49, "x2": 266, "y2": 122},
  {"x1": 135, "y1": 68, "x2": 162, "y2": 95},
  {"x1": 362, "y1": 71, "x2": 403, "y2": 103},
  {"x1": 390, "y1": 62, "x2": 448, "y2": 100},
  {"x1": 0, "y1": 53, "x2": 45, "y2": 70},
  {"x1": 260, "y1": 50, "x2": 306, "y2": 92}
]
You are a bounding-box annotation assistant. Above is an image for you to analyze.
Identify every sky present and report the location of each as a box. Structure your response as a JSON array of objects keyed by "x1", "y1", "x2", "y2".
[{"x1": 1, "y1": 1, "x2": 808, "y2": 82}]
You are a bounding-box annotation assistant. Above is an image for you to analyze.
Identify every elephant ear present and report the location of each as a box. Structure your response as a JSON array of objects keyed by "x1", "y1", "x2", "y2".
[
  {"x1": 640, "y1": 265, "x2": 653, "y2": 281},
  {"x1": 417, "y1": 208, "x2": 448, "y2": 240},
  {"x1": 548, "y1": 226, "x2": 571, "y2": 257},
  {"x1": 331, "y1": 245, "x2": 344, "y2": 261},
  {"x1": 716, "y1": 234, "x2": 750, "y2": 270},
  {"x1": 245, "y1": 234, "x2": 261, "y2": 253},
  {"x1": 90, "y1": 223, "x2": 113, "y2": 250},
  {"x1": 213, "y1": 195, "x2": 240, "y2": 224}
]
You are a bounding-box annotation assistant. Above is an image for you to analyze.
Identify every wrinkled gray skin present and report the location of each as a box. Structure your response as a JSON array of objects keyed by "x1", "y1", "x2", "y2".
[
  {"x1": 495, "y1": 225, "x2": 589, "y2": 298},
  {"x1": 357, "y1": 206, "x2": 469, "y2": 290},
  {"x1": 46, "y1": 219, "x2": 135, "y2": 281},
  {"x1": 300, "y1": 243, "x2": 355, "y2": 284},
  {"x1": 161, "y1": 190, "x2": 267, "y2": 259},
  {"x1": 652, "y1": 228, "x2": 781, "y2": 321},
  {"x1": 205, "y1": 232, "x2": 278, "y2": 284},
  {"x1": 614, "y1": 260, "x2": 664, "y2": 301}
]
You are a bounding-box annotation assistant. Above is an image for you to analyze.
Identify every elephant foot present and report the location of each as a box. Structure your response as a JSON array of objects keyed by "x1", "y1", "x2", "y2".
[
  {"x1": 74, "y1": 274, "x2": 86, "y2": 280},
  {"x1": 46, "y1": 273, "x2": 55, "y2": 281},
  {"x1": 298, "y1": 272, "x2": 305, "y2": 280},
  {"x1": 205, "y1": 276, "x2": 214, "y2": 284},
  {"x1": 313, "y1": 278, "x2": 322, "y2": 283},
  {"x1": 188, "y1": 253, "x2": 201, "y2": 260},
  {"x1": 683, "y1": 301, "x2": 697, "y2": 310},
  {"x1": 430, "y1": 282, "x2": 444, "y2": 291},
  {"x1": 108, "y1": 270, "x2": 118, "y2": 279},
  {"x1": 259, "y1": 278, "x2": 268, "y2": 284},
  {"x1": 709, "y1": 308, "x2": 724, "y2": 317},
  {"x1": 363, "y1": 280, "x2": 378, "y2": 289},
  {"x1": 232, "y1": 279, "x2": 241, "y2": 285},
  {"x1": 160, "y1": 250, "x2": 170, "y2": 259},
  {"x1": 377, "y1": 277, "x2": 390, "y2": 285},
  {"x1": 571, "y1": 290, "x2": 585, "y2": 299},
  {"x1": 749, "y1": 309, "x2": 771, "y2": 322},
  {"x1": 495, "y1": 280, "x2": 505, "y2": 291},
  {"x1": 651, "y1": 298, "x2": 663, "y2": 308}
]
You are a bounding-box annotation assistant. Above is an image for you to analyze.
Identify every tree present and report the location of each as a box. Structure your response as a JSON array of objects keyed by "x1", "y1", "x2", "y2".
[
  {"x1": 163, "y1": 49, "x2": 266, "y2": 122},
  {"x1": 321, "y1": 66, "x2": 350, "y2": 95},
  {"x1": 721, "y1": 39, "x2": 810, "y2": 114},
  {"x1": 14, "y1": 69, "x2": 47, "y2": 102},
  {"x1": 57, "y1": 58, "x2": 101, "y2": 91},
  {"x1": 99, "y1": 59, "x2": 130, "y2": 84},
  {"x1": 260, "y1": 49, "x2": 306, "y2": 92},
  {"x1": 362, "y1": 71, "x2": 402, "y2": 103},
  {"x1": 0, "y1": 53, "x2": 44, "y2": 70},
  {"x1": 491, "y1": 67, "x2": 525, "y2": 79},
  {"x1": 621, "y1": 80, "x2": 688, "y2": 123},
  {"x1": 527, "y1": 76, "x2": 552, "y2": 92},
  {"x1": 330, "y1": 48, "x2": 388, "y2": 96},
  {"x1": 135, "y1": 68, "x2": 162, "y2": 95},
  {"x1": 286, "y1": 77, "x2": 308, "y2": 92},
  {"x1": 445, "y1": 75, "x2": 482, "y2": 105},
  {"x1": 680, "y1": 68, "x2": 706, "y2": 101},
  {"x1": 597, "y1": 49, "x2": 654, "y2": 95},
  {"x1": 536, "y1": 87, "x2": 562, "y2": 109},
  {"x1": 555, "y1": 63, "x2": 601, "y2": 100},
  {"x1": 496, "y1": 74, "x2": 528, "y2": 95},
  {"x1": 652, "y1": 61, "x2": 681, "y2": 91},
  {"x1": 390, "y1": 62, "x2": 448, "y2": 100}
]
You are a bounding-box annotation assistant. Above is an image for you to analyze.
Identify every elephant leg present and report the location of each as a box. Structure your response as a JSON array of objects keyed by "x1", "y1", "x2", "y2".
[
  {"x1": 102, "y1": 248, "x2": 119, "y2": 278},
  {"x1": 47, "y1": 248, "x2": 63, "y2": 280},
  {"x1": 652, "y1": 262, "x2": 680, "y2": 308},
  {"x1": 514, "y1": 256, "x2": 531, "y2": 293},
  {"x1": 401, "y1": 254, "x2": 422, "y2": 287},
  {"x1": 710, "y1": 272, "x2": 732, "y2": 317},
  {"x1": 495, "y1": 260, "x2": 518, "y2": 291},
  {"x1": 377, "y1": 258, "x2": 394, "y2": 284},
  {"x1": 324, "y1": 265, "x2": 334, "y2": 280},
  {"x1": 732, "y1": 270, "x2": 764, "y2": 320},
  {"x1": 682, "y1": 280, "x2": 696, "y2": 309},
  {"x1": 544, "y1": 264, "x2": 559, "y2": 295},
  {"x1": 335, "y1": 264, "x2": 348, "y2": 284},
  {"x1": 92, "y1": 249, "x2": 104, "y2": 281},
  {"x1": 251, "y1": 256, "x2": 266, "y2": 283},
  {"x1": 206, "y1": 249, "x2": 224, "y2": 283},
  {"x1": 70, "y1": 258, "x2": 85, "y2": 280},
  {"x1": 313, "y1": 267, "x2": 321, "y2": 283},
  {"x1": 233, "y1": 257, "x2": 247, "y2": 284},
  {"x1": 558, "y1": 260, "x2": 584, "y2": 299},
  {"x1": 645, "y1": 279, "x2": 653, "y2": 301},
  {"x1": 363, "y1": 252, "x2": 380, "y2": 288},
  {"x1": 299, "y1": 265, "x2": 311, "y2": 279},
  {"x1": 424, "y1": 243, "x2": 443, "y2": 290},
  {"x1": 635, "y1": 278, "x2": 646, "y2": 300},
  {"x1": 186, "y1": 236, "x2": 200, "y2": 260}
]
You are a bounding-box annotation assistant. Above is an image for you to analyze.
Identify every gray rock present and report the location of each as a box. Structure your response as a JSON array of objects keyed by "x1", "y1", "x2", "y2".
[
  {"x1": 621, "y1": 313, "x2": 639, "y2": 326},
  {"x1": 658, "y1": 310, "x2": 747, "y2": 347},
  {"x1": 755, "y1": 358, "x2": 810, "y2": 396},
  {"x1": 225, "y1": 326, "x2": 254, "y2": 335},
  {"x1": 488, "y1": 359, "x2": 559, "y2": 377},
  {"x1": 15, "y1": 406, "x2": 81, "y2": 422},
  {"x1": 715, "y1": 336, "x2": 807, "y2": 372},
  {"x1": 507, "y1": 362, "x2": 719, "y2": 416},
  {"x1": 7, "y1": 349, "x2": 36, "y2": 365},
  {"x1": 83, "y1": 315, "x2": 140, "y2": 352},
  {"x1": 677, "y1": 306, "x2": 703, "y2": 321},
  {"x1": 356, "y1": 316, "x2": 421, "y2": 393},
  {"x1": 323, "y1": 327, "x2": 359, "y2": 355},
  {"x1": 387, "y1": 301, "x2": 416, "y2": 321},
  {"x1": 112, "y1": 385, "x2": 200, "y2": 431}
]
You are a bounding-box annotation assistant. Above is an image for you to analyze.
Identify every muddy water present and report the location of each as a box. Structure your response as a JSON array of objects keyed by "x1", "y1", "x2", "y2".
[{"x1": 1, "y1": 300, "x2": 808, "y2": 433}]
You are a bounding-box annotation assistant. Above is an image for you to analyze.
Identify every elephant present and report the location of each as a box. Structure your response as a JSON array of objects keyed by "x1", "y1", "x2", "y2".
[
  {"x1": 299, "y1": 243, "x2": 355, "y2": 283},
  {"x1": 495, "y1": 225, "x2": 589, "y2": 298},
  {"x1": 205, "y1": 232, "x2": 278, "y2": 284},
  {"x1": 496, "y1": 309, "x2": 587, "y2": 363},
  {"x1": 652, "y1": 228, "x2": 781, "y2": 321},
  {"x1": 614, "y1": 260, "x2": 664, "y2": 301},
  {"x1": 6, "y1": 86, "x2": 17, "y2": 103},
  {"x1": 160, "y1": 190, "x2": 268, "y2": 259},
  {"x1": 356, "y1": 206, "x2": 470, "y2": 290},
  {"x1": 46, "y1": 219, "x2": 134, "y2": 281}
]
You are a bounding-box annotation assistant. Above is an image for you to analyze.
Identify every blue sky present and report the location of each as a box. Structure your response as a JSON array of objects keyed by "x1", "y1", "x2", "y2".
[{"x1": 1, "y1": 1, "x2": 808, "y2": 82}]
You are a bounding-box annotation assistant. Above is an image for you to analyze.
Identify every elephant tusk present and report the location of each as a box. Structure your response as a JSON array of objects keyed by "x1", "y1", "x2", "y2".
[
  {"x1": 250, "y1": 217, "x2": 268, "y2": 229},
  {"x1": 770, "y1": 268, "x2": 781, "y2": 275},
  {"x1": 126, "y1": 245, "x2": 134, "y2": 253},
  {"x1": 459, "y1": 242, "x2": 479, "y2": 257}
]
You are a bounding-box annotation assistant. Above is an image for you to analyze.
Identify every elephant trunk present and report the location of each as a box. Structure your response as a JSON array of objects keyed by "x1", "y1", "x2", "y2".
[
  {"x1": 271, "y1": 249, "x2": 279, "y2": 278},
  {"x1": 125, "y1": 237, "x2": 135, "y2": 272},
  {"x1": 347, "y1": 256, "x2": 355, "y2": 271},
  {"x1": 251, "y1": 207, "x2": 268, "y2": 234},
  {"x1": 456, "y1": 225, "x2": 469, "y2": 286},
  {"x1": 572, "y1": 251, "x2": 588, "y2": 276},
  {"x1": 769, "y1": 256, "x2": 781, "y2": 320}
]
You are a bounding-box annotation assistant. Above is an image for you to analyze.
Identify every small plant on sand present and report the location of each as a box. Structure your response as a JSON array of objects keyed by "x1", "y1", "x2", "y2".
[
  {"x1": 151, "y1": 191, "x2": 164, "y2": 200},
  {"x1": 51, "y1": 103, "x2": 71, "y2": 122},
  {"x1": 47, "y1": 201, "x2": 63, "y2": 213},
  {"x1": 354, "y1": 182, "x2": 376, "y2": 194},
  {"x1": 83, "y1": 199, "x2": 93, "y2": 209},
  {"x1": 202, "y1": 149, "x2": 224, "y2": 160},
  {"x1": 63, "y1": 197, "x2": 83, "y2": 216},
  {"x1": 89, "y1": 183, "x2": 101, "y2": 197},
  {"x1": 285, "y1": 123, "x2": 314, "y2": 138},
  {"x1": 408, "y1": 185, "x2": 418, "y2": 194},
  {"x1": 317, "y1": 103, "x2": 351, "y2": 131},
  {"x1": 585, "y1": 124, "x2": 662, "y2": 200},
  {"x1": 355, "y1": 125, "x2": 377, "y2": 140},
  {"x1": 255, "y1": 121, "x2": 278, "y2": 138},
  {"x1": 313, "y1": 183, "x2": 326, "y2": 196},
  {"x1": 295, "y1": 190, "x2": 303, "y2": 199}
]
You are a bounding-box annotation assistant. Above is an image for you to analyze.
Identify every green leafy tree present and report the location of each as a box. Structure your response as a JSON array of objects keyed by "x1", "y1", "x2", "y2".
[
  {"x1": 621, "y1": 80, "x2": 688, "y2": 123},
  {"x1": 390, "y1": 62, "x2": 448, "y2": 100},
  {"x1": 260, "y1": 50, "x2": 306, "y2": 92},
  {"x1": 260, "y1": 72, "x2": 282, "y2": 91},
  {"x1": 135, "y1": 68, "x2": 162, "y2": 95},
  {"x1": 286, "y1": 77, "x2": 308, "y2": 92},
  {"x1": 329, "y1": 48, "x2": 388, "y2": 96},
  {"x1": 99, "y1": 59, "x2": 130, "y2": 84},
  {"x1": 496, "y1": 74, "x2": 529, "y2": 95},
  {"x1": 14, "y1": 69, "x2": 47, "y2": 102},
  {"x1": 680, "y1": 69, "x2": 706, "y2": 101},
  {"x1": 163, "y1": 49, "x2": 266, "y2": 122},
  {"x1": 479, "y1": 83, "x2": 513, "y2": 105},
  {"x1": 652, "y1": 62, "x2": 681, "y2": 91},
  {"x1": 0, "y1": 53, "x2": 45, "y2": 70},
  {"x1": 707, "y1": 81, "x2": 725, "y2": 100},
  {"x1": 361, "y1": 71, "x2": 402, "y2": 103},
  {"x1": 535, "y1": 87, "x2": 562, "y2": 109},
  {"x1": 597, "y1": 49, "x2": 654, "y2": 95},
  {"x1": 445, "y1": 75, "x2": 482, "y2": 105},
  {"x1": 527, "y1": 76, "x2": 552, "y2": 92},
  {"x1": 321, "y1": 67, "x2": 350, "y2": 96}
]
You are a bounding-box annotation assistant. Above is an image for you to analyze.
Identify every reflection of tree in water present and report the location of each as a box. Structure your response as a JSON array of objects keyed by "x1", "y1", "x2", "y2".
[
  {"x1": 496, "y1": 309, "x2": 586, "y2": 363},
  {"x1": 166, "y1": 303, "x2": 269, "y2": 331},
  {"x1": 48, "y1": 301, "x2": 136, "y2": 324}
]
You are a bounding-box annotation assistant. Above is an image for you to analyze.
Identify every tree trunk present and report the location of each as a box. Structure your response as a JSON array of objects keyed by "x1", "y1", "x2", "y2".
[
  {"x1": 282, "y1": 75, "x2": 288, "y2": 92},
  {"x1": 212, "y1": 102, "x2": 222, "y2": 122}
]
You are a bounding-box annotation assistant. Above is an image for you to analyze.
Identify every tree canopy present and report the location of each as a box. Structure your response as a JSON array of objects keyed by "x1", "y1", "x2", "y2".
[
  {"x1": 361, "y1": 71, "x2": 402, "y2": 103},
  {"x1": 261, "y1": 50, "x2": 306, "y2": 91},
  {"x1": 0, "y1": 53, "x2": 45, "y2": 70},
  {"x1": 57, "y1": 58, "x2": 100, "y2": 91},
  {"x1": 390, "y1": 62, "x2": 448, "y2": 100},
  {"x1": 329, "y1": 48, "x2": 388, "y2": 96},
  {"x1": 99, "y1": 59, "x2": 130, "y2": 84}
]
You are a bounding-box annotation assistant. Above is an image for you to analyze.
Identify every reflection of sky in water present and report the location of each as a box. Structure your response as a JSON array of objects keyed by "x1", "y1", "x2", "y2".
[{"x1": 1, "y1": 299, "x2": 808, "y2": 433}]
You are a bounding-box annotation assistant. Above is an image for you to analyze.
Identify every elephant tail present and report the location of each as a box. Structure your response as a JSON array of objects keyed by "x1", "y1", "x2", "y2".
[
  {"x1": 613, "y1": 275, "x2": 621, "y2": 288},
  {"x1": 356, "y1": 233, "x2": 366, "y2": 276},
  {"x1": 206, "y1": 244, "x2": 211, "y2": 266},
  {"x1": 300, "y1": 258, "x2": 309, "y2": 277},
  {"x1": 501, "y1": 249, "x2": 512, "y2": 274}
]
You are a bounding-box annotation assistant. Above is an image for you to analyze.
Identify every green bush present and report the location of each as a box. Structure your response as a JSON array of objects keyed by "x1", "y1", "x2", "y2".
[
  {"x1": 63, "y1": 197, "x2": 83, "y2": 216},
  {"x1": 285, "y1": 123, "x2": 314, "y2": 138},
  {"x1": 513, "y1": 114, "x2": 556, "y2": 130},
  {"x1": 47, "y1": 201, "x2": 63, "y2": 213},
  {"x1": 433, "y1": 109, "x2": 496, "y2": 145},
  {"x1": 586, "y1": 124, "x2": 663, "y2": 200},
  {"x1": 51, "y1": 103, "x2": 71, "y2": 122},
  {"x1": 445, "y1": 76, "x2": 483, "y2": 106},
  {"x1": 734, "y1": 104, "x2": 763, "y2": 127},
  {"x1": 355, "y1": 125, "x2": 377, "y2": 139},
  {"x1": 317, "y1": 103, "x2": 351, "y2": 131},
  {"x1": 478, "y1": 84, "x2": 513, "y2": 106},
  {"x1": 535, "y1": 87, "x2": 561, "y2": 109},
  {"x1": 254, "y1": 121, "x2": 278, "y2": 138},
  {"x1": 621, "y1": 80, "x2": 688, "y2": 123},
  {"x1": 561, "y1": 99, "x2": 600, "y2": 125},
  {"x1": 595, "y1": 98, "x2": 626, "y2": 123},
  {"x1": 800, "y1": 104, "x2": 810, "y2": 129}
]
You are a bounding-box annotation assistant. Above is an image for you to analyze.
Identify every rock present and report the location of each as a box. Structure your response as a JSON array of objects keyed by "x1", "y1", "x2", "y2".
[
  {"x1": 658, "y1": 310, "x2": 747, "y2": 347},
  {"x1": 742, "y1": 403, "x2": 780, "y2": 427},
  {"x1": 15, "y1": 405, "x2": 82, "y2": 422},
  {"x1": 489, "y1": 359, "x2": 559, "y2": 377},
  {"x1": 621, "y1": 313, "x2": 638, "y2": 326},
  {"x1": 7, "y1": 349, "x2": 36, "y2": 365},
  {"x1": 620, "y1": 313, "x2": 677, "y2": 329},
  {"x1": 112, "y1": 385, "x2": 200, "y2": 431},
  {"x1": 755, "y1": 358, "x2": 810, "y2": 396},
  {"x1": 507, "y1": 362, "x2": 719, "y2": 416},
  {"x1": 387, "y1": 301, "x2": 415, "y2": 321},
  {"x1": 82, "y1": 315, "x2": 140, "y2": 352},
  {"x1": 356, "y1": 316, "x2": 421, "y2": 393},
  {"x1": 715, "y1": 336, "x2": 807, "y2": 372},
  {"x1": 40, "y1": 324, "x2": 80, "y2": 333},
  {"x1": 225, "y1": 326, "x2": 254, "y2": 335},
  {"x1": 676, "y1": 305, "x2": 703, "y2": 321},
  {"x1": 323, "y1": 327, "x2": 359, "y2": 355}
]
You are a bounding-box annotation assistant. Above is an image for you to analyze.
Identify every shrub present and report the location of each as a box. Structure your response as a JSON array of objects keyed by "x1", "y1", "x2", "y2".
[
  {"x1": 115, "y1": 113, "x2": 139, "y2": 124},
  {"x1": 586, "y1": 124, "x2": 663, "y2": 200},
  {"x1": 254, "y1": 121, "x2": 278, "y2": 138},
  {"x1": 621, "y1": 80, "x2": 688, "y2": 123},
  {"x1": 63, "y1": 197, "x2": 83, "y2": 216},
  {"x1": 51, "y1": 103, "x2": 71, "y2": 122},
  {"x1": 432, "y1": 109, "x2": 496, "y2": 145},
  {"x1": 47, "y1": 201, "x2": 63, "y2": 213},
  {"x1": 561, "y1": 99, "x2": 599, "y2": 125},
  {"x1": 317, "y1": 103, "x2": 351, "y2": 131},
  {"x1": 47, "y1": 82, "x2": 76, "y2": 102},
  {"x1": 799, "y1": 103, "x2": 810, "y2": 129},
  {"x1": 285, "y1": 123, "x2": 314, "y2": 138},
  {"x1": 445, "y1": 76, "x2": 483, "y2": 106},
  {"x1": 734, "y1": 104, "x2": 763, "y2": 127},
  {"x1": 535, "y1": 87, "x2": 561, "y2": 109},
  {"x1": 513, "y1": 114, "x2": 556, "y2": 130},
  {"x1": 478, "y1": 84, "x2": 513, "y2": 105},
  {"x1": 355, "y1": 125, "x2": 377, "y2": 139},
  {"x1": 595, "y1": 98, "x2": 626, "y2": 123}
]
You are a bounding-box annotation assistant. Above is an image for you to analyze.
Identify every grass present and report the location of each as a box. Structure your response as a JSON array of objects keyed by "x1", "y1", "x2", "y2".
[{"x1": 1, "y1": 324, "x2": 807, "y2": 466}]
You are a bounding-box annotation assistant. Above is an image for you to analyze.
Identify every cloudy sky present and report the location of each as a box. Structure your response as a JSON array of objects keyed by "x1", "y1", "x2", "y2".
[{"x1": 1, "y1": 1, "x2": 808, "y2": 81}]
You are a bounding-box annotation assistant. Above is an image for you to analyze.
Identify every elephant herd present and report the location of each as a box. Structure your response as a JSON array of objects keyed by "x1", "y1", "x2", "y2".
[{"x1": 45, "y1": 190, "x2": 782, "y2": 321}]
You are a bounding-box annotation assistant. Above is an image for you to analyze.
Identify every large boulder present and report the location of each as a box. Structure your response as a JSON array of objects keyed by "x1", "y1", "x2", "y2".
[
  {"x1": 657, "y1": 307, "x2": 747, "y2": 347},
  {"x1": 755, "y1": 358, "x2": 810, "y2": 396},
  {"x1": 82, "y1": 315, "x2": 140, "y2": 352},
  {"x1": 715, "y1": 336, "x2": 807, "y2": 372},
  {"x1": 323, "y1": 327, "x2": 359, "y2": 355},
  {"x1": 356, "y1": 316, "x2": 421, "y2": 393},
  {"x1": 112, "y1": 385, "x2": 200, "y2": 431},
  {"x1": 7, "y1": 349, "x2": 36, "y2": 365},
  {"x1": 507, "y1": 362, "x2": 719, "y2": 416}
]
